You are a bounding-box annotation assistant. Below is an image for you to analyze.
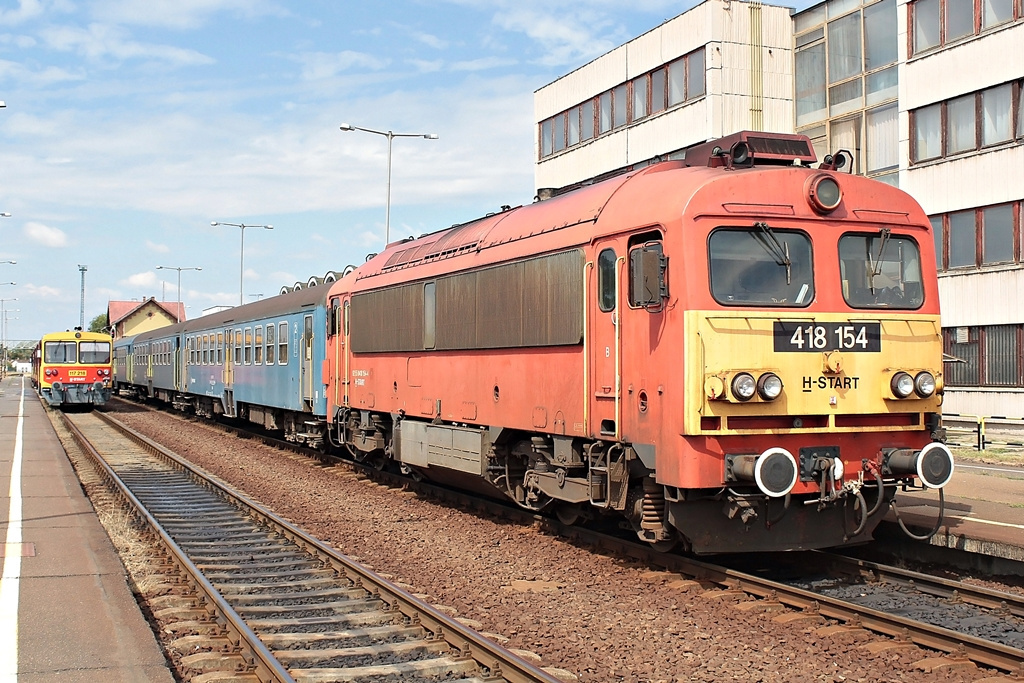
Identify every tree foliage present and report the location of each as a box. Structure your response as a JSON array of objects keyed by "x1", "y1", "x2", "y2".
[{"x1": 88, "y1": 313, "x2": 109, "y2": 333}]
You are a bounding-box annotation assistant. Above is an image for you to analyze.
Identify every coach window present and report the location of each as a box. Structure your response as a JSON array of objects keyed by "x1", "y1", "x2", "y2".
[
  {"x1": 217, "y1": 333, "x2": 224, "y2": 364},
  {"x1": 45, "y1": 341, "x2": 77, "y2": 363},
  {"x1": 709, "y1": 227, "x2": 815, "y2": 306},
  {"x1": 597, "y1": 249, "x2": 617, "y2": 312},
  {"x1": 839, "y1": 233, "x2": 924, "y2": 309},
  {"x1": 254, "y1": 326, "x2": 263, "y2": 364},
  {"x1": 279, "y1": 322, "x2": 288, "y2": 364},
  {"x1": 266, "y1": 323, "x2": 275, "y2": 364},
  {"x1": 234, "y1": 329, "x2": 242, "y2": 365},
  {"x1": 244, "y1": 327, "x2": 252, "y2": 364}
]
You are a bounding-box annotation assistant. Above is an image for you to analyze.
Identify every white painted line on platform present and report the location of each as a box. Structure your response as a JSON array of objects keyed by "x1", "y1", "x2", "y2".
[
  {"x1": 958, "y1": 463, "x2": 1024, "y2": 476},
  {"x1": 944, "y1": 512, "x2": 1024, "y2": 531},
  {"x1": 0, "y1": 376, "x2": 24, "y2": 682}
]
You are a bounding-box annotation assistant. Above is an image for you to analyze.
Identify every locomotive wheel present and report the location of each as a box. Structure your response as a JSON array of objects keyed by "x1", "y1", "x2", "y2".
[
  {"x1": 649, "y1": 533, "x2": 679, "y2": 553},
  {"x1": 555, "y1": 503, "x2": 583, "y2": 526}
]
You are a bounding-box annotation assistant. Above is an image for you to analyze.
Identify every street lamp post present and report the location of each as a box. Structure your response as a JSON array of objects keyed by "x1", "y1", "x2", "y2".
[
  {"x1": 339, "y1": 123, "x2": 438, "y2": 246},
  {"x1": 156, "y1": 266, "x2": 202, "y2": 322},
  {"x1": 0, "y1": 298, "x2": 16, "y2": 376},
  {"x1": 211, "y1": 222, "x2": 273, "y2": 306},
  {"x1": 2, "y1": 310, "x2": 18, "y2": 375}
]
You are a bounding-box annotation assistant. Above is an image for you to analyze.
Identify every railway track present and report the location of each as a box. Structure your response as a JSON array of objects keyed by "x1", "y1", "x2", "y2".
[
  {"x1": 107, "y1": 399, "x2": 1024, "y2": 676},
  {"x1": 58, "y1": 408, "x2": 564, "y2": 683}
]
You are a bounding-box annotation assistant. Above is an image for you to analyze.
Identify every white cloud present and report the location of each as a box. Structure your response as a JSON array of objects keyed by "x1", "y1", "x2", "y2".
[
  {"x1": 451, "y1": 56, "x2": 517, "y2": 71},
  {"x1": 122, "y1": 271, "x2": 157, "y2": 287},
  {"x1": 90, "y1": 0, "x2": 288, "y2": 30},
  {"x1": 0, "y1": 0, "x2": 46, "y2": 26},
  {"x1": 24, "y1": 222, "x2": 68, "y2": 247},
  {"x1": 21, "y1": 283, "x2": 61, "y2": 298},
  {"x1": 292, "y1": 50, "x2": 388, "y2": 81},
  {"x1": 40, "y1": 23, "x2": 215, "y2": 66},
  {"x1": 146, "y1": 240, "x2": 170, "y2": 253}
]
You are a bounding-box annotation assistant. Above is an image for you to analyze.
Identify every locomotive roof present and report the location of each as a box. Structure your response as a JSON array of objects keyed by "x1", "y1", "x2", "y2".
[{"x1": 125, "y1": 282, "x2": 327, "y2": 344}]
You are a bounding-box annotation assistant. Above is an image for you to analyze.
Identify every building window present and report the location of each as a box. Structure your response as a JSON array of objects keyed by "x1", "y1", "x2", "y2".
[
  {"x1": 982, "y1": 204, "x2": 1015, "y2": 264},
  {"x1": 865, "y1": 103, "x2": 898, "y2": 172},
  {"x1": 828, "y1": 13, "x2": 862, "y2": 84},
  {"x1": 796, "y1": 43, "x2": 827, "y2": 126},
  {"x1": 944, "y1": 325, "x2": 1023, "y2": 387},
  {"x1": 933, "y1": 201, "x2": 1022, "y2": 271},
  {"x1": 911, "y1": 80, "x2": 1024, "y2": 162},
  {"x1": 911, "y1": 0, "x2": 1024, "y2": 55},
  {"x1": 537, "y1": 47, "x2": 706, "y2": 160}
]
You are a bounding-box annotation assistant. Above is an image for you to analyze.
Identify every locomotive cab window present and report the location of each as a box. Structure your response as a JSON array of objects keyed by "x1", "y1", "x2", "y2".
[
  {"x1": 839, "y1": 232, "x2": 924, "y2": 309},
  {"x1": 709, "y1": 226, "x2": 814, "y2": 306}
]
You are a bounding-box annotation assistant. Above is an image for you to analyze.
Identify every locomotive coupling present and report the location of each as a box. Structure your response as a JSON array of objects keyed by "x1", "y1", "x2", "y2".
[
  {"x1": 883, "y1": 442, "x2": 955, "y2": 489},
  {"x1": 730, "y1": 447, "x2": 799, "y2": 498}
]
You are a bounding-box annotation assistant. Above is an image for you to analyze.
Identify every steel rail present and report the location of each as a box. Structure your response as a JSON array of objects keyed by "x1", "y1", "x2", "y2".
[
  {"x1": 817, "y1": 551, "x2": 1024, "y2": 618},
  {"x1": 59, "y1": 411, "x2": 296, "y2": 683},
  {"x1": 90, "y1": 409, "x2": 563, "y2": 683},
  {"x1": 107, "y1": 397, "x2": 1024, "y2": 674}
]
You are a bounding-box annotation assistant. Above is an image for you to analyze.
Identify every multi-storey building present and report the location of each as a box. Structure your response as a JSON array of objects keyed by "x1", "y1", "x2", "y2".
[{"x1": 534, "y1": 0, "x2": 1024, "y2": 418}]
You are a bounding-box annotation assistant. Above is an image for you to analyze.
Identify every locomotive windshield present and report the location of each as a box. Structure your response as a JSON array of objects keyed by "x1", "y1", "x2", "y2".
[
  {"x1": 839, "y1": 231, "x2": 924, "y2": 309},
  {"x1": 709, "y1": 227, "x2": 814, "y2": 306}
]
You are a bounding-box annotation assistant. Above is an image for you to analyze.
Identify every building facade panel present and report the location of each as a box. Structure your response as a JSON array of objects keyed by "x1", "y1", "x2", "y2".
[
  {"x1": 906, "y1": 146, "x2": 1024, "y2": 214},
  {"x1": 903, "y1": 22, "x2": 1024, "y2": 110},
  {"x1": 938, "y1": 269, "x2": 1024, "y2": 327}
]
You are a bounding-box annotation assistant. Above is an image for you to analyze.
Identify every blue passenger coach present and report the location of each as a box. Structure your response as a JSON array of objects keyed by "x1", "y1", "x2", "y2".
[{"x1": 113, "y1": 286, "x2": 329, "y2": 447}]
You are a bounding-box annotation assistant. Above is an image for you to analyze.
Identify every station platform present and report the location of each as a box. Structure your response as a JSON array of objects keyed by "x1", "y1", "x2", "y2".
[
  {"x1": 872, "y1": 455, "x2": 1024, "y2": 575},
  {"x1": 0, "y1": 374, "x2": 172, "y2": 682}
]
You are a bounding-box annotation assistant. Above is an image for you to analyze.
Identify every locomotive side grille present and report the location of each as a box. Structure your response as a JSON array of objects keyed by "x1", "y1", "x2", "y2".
[{"x1": 351, "y1": 250, "x2": 584, "y2": 354}]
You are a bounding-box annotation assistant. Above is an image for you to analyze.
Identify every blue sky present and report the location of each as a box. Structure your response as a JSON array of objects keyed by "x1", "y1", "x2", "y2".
[{"x1": 0, "y1": 0, "x2": 807, "y2": 342}]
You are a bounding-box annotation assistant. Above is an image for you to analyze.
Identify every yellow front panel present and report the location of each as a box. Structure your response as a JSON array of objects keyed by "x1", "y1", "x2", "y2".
[{"x1": 684, "y1": 310, "x2": 943, "y2": 435}]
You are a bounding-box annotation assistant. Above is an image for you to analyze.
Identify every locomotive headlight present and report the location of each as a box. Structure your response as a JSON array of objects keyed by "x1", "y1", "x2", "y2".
[
  {"x1": 806, "y1": 174, "x2": 842, "y2": 213},
  {"x1": 757, "y1": 373, "x2": 783, "y2": 400},
  {"x1": 891, "y1": 371, "x2": 915, "y2": 398},
  {"x1": 914, "y1": 371, "x2": 936, "y2": 398},
  {"x1": 732, "y1": 373, "x2": 756, "y2": 401}
]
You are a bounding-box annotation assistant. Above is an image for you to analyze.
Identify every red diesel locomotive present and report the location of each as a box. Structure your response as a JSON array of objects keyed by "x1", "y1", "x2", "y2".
[{"x1": 318, "y1": 131, "x2": 954, "y2": 554}]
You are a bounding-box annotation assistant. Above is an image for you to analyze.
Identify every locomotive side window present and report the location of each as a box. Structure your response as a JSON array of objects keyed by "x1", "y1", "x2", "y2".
[
  {"x1": 598, "y1": 249, "x2": 617, "y2": 312},
  {"x1": 278, "y1": 322, "x2": 288, "y2": 364},
  {"x1": 44, "y1": 341, "x2": 77, "y2": 363},
  {"x1": 709, "y1": 227, "x2": 814, "y2": 306},
  {"x1": 266, "y1": 324, "x2": 275, "y2": 364},
  {"x1": 839, "y1": 232, "x2": 924, "y2": 309}
]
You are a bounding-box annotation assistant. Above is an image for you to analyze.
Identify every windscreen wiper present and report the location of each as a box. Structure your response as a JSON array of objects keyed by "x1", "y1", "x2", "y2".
[
  {"x1": 754, "y1": 221, "x2": 792, "y2": 285},
  {"x1": 869, "y1": 227, "x2": 892, "y2": 293}
]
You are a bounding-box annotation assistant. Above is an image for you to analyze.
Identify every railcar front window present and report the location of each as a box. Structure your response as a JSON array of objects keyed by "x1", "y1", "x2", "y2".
[
  {"x1": 709, "y1": 227, "x2": 814, "y2": 306},
  {"x1": 44, "y1": 341, "x2": 77, "y2": 363},
  {"x1": 80, "y1": 342, "x2": 110, "y2": 364},
  {"x1": 839, "y1": 232, "x2": 924, "y2": 308}
]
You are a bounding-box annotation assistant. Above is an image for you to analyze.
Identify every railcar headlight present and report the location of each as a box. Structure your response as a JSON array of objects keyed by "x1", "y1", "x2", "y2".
[
  {"x1": 914, "y1": 371, "x2": 936, "y2": 398},
  {"x1": 891, "y1": 371, "x2": 914, "y2": 399},
  {"x1": 757, "y1": 373, "x2": 783, "y2": 400},
  {"x1": 732, "y1": 373, "x2": 756, "y2": 401}
]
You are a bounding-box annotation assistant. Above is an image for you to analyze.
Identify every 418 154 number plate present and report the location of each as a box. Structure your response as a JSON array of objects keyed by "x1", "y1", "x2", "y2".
[{"x1": 773, "y1": 322, "x2": 881, "y2": 352}]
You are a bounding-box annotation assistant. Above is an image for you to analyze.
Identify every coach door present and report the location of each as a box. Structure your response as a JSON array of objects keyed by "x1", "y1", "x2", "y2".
[
  {"x1": 222, "y1": 328, "x2": 234, "y2": 387},
  {"x1": 301, "y1": 314, "x2": 313, "y2": 411},
  {"x1": 588, "y1": 245, "x2": 621, "y2": 440}
]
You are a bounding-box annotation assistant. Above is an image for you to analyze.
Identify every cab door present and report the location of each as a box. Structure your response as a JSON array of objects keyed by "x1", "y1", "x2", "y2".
[{"x1": 589, "y1": 245, "x2": 622, "y2": 440}]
